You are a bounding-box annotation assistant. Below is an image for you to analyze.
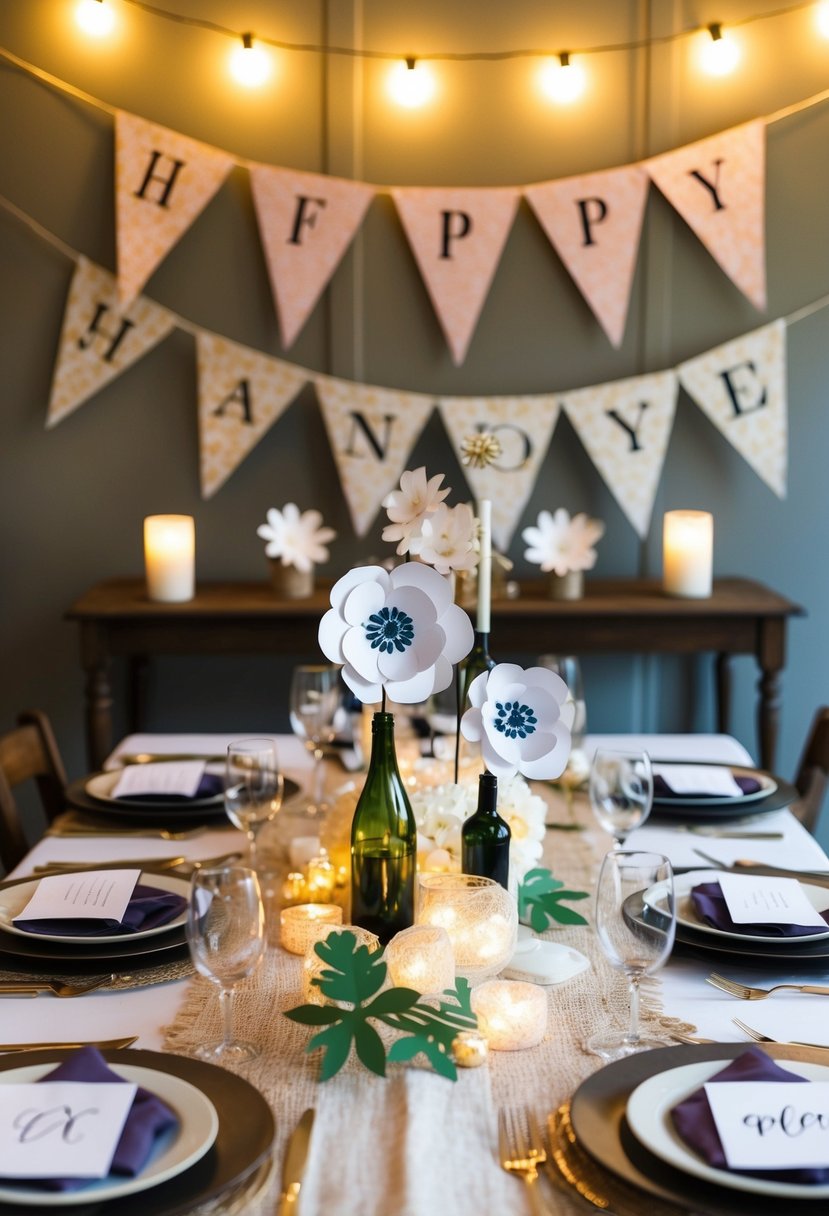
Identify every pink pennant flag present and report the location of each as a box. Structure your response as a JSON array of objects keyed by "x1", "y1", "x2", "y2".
[
  {"x1": 392, "y1": 187, "x2": 520, "y2": 365},
  {"x1": 646, "y1": 120, "x2": 766, "y2": 310},
  {"x1": 115, "y1": 112, "x2": 234, "y2": 307},
  {"x1": 525, "y1": 167, "x2": 649, "y2": 348},
  {"x1": 250, "y1": 167, "x2": 375, "y2": 349}
]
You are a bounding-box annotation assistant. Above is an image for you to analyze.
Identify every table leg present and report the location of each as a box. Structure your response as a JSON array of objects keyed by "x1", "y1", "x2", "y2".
[
  {"x1": 757, "y1": 618, "x2": 785, "y2": 772},
  {"x1": 127, "y1": 655, "x2": 149, "y2": 732},
  {"x1": 79, "y1": 624, "x2": 113, "y2": 770},
  {"x1": 715, "y1": 653, "x2": 732, "y2": 734}
]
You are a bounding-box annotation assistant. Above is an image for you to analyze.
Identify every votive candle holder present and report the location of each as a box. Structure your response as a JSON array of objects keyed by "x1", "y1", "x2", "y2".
[
  {"x1": 280, "y1": 903, "x2": 342, "y2": 955},
  {"x1": 385, "y1": 925, "x2": 455, "y2": 996},
  {"x1": 471, "y1": 979, "x2": 547, "y2": 1051}
]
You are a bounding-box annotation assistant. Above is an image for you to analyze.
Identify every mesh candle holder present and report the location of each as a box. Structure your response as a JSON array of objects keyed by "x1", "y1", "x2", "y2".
[
  {"x1": 280, "y1": 903, "x2": 343, "y2": 955},
  {"x1": 385, "y1": 925, "x2": 456, "y2": 996},
  {"x1": 471, "y1": 979, "x2": 547, "y2": 1051},
  {"x1": 303, "y1": 925, "x2": 382, "y2": 1005},
  {"x1": 415, "y1": 874, "x2": 517, "y2": 984}
]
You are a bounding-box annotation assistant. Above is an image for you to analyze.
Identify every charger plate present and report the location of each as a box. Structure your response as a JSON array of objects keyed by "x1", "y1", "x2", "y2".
[{"x1": 66, "y1": 776, "x2": 300, "y2": 823}]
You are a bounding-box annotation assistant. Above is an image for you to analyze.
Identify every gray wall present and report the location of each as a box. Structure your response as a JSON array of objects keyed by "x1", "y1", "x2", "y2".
[{"x1": 1, "y1": 1, "x2": 827, "y2": 840}]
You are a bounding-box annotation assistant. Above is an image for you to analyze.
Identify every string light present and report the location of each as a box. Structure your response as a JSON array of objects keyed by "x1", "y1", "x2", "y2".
[
  {"x1": 538, "y1": 53, "x2": 586, "y2": 104},
  {"x1": 700, "y1": 23, "x2": 740, "y2": 77},
  {"x1": 75, "y1": 0, "x2": 115, "y2": 37},
  {"x1": 229, "y1": 32, "x2": 271, "y2": 88},
  {"x1": 388, "y1": 58, "x2": 435, "y2": 109}
]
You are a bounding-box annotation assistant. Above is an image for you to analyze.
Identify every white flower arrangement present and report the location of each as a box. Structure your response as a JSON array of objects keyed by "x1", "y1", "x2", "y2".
[
  {"x1": 382, "y1": 467, "x2": 479, "y2": 575},
  {"x1": 257, "y1": 503, "x2": 336, "y2": 573},
  {"x1": 522, "y1": 508, "x2": 605, "y2": 576},
  {"x1": 461, "y1": 662, "x2": 573, "y2": 781},
  {"x1": 382, "y1": 468, "x2": 450, "y2": 557}
]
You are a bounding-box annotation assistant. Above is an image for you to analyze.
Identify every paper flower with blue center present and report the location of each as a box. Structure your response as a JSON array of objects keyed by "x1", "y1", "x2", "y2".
[
  {"x1": 318, "y1": 561, "x2": 474, "y2": 704},
  {"x1": 461, "y1": 663, "x2": 573, "y2": 780}
]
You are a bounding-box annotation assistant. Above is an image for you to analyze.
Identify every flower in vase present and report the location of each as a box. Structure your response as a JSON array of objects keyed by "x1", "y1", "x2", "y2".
[
  {"x1": 522, "y1": 508, "x2": 604, "y2": 576},
  {"x1": 461, "y1": 662, "x2": 572, "y2": 781},
  {"x1": 382, "y1": 467, "x2": 450, "y2": 556},
  {"x1": 318, "y1": 560, "x2": 474, "y2": 703},
  {"x1": 257, "y1": 503, "x2": 336, "y2": 572},
  {"x1": 409, "y1": 502, "x2": 479, "y2": 575}
]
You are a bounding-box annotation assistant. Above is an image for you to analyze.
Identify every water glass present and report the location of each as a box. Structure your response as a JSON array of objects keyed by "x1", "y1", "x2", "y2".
[
  {"x1": 589, "y1": 748, "x2": 653, "y2": 848},
  {"x1": 224, "y1": 739, "x2": 284, "y2": 867},
  {"x1": 537, "y1": 654, "x2": 586, "y2": 748},
  {"x1": 289, "y1": 664, "x2": 340, "y2": 816}
]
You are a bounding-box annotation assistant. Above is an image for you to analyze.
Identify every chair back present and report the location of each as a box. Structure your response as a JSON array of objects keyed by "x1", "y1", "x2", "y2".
[
  {"x1": 0, "y1": 710, "x2": 67, "y2": 871},
  {"x1": 792, "y1": 706, "x2": 829, "y2": 835}
]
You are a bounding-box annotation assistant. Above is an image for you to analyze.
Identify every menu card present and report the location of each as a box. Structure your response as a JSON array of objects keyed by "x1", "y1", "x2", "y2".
[
  {"x1": 0, "y1": 1082, "x2": 137, "y2": 1178},
  {"x1": 717, "y1": 872, "x2": 827, "y2": 928},
  {"x1": 111, "y1": 760, "x2": 206, "y2": 799},
  {"x1": 705, "y1": 1080, "x2": 829, "y2": 1170},
  {"x1": 653, "y1": 764, "x2": 743, "y2": 797},
  {"x1": 13, "y1": 871, "x2": 141, "y2": 926}
]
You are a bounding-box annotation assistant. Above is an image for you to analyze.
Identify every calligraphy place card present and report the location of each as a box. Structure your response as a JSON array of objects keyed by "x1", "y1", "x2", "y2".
[
  {"x1": 717, "y1": 873, "x2": 828, "y2": 929},
  {"x1": 705, "y1": 1081, "x2": 829, "y2": 1171},
  {"x1": 0, "y1": 1082, "x2": 137, "y2": 1178},
  {"x1": 13, "y1": 871, "x2": 141, "y2": 926},
  {"x1": 111, "y1": 760, "x2": 206, "y2": 799}
]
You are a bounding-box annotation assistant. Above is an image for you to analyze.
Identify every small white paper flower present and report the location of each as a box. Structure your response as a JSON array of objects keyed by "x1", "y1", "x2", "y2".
[
  {"x1": 461, "y1": 662, "x2": 572, "y2": 781},
  {"x1": 409, "y1": 502, "x2": 478, "y2": 575},
  {"x1": 382, "y1": 468, "x2": 450, "y2": 556},
  {"x1": 522, "y1": 508, "x2": 605, "y2": 576},
  {"x1": 318, "y1": 561, "x2": 474, "y2": 704},
  {"x1": 257, "y1": 504, "x2": 336, "y2": 573}
]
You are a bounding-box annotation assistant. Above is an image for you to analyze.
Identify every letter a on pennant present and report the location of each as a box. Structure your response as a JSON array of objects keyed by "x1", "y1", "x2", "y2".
[
  {"x1": 525, "y1": 166, "x2": 649, "y2": 348},
  {"x1": 250, "y1": 166, "x2": 375, "y2": 349},
  {"x1": 392, "y1": 187, "x2": 519, "y2": 365},
  {"x1": 46, "y1": 257, "x2": 176, "y2": 427},
  {"x1": 561, "y1": 371, "x2": 678, "y2": 538},
  {"x1": 115, "y1": 112, "x2": 234, "y2": 308},
  {"x1": 197, "y1": 333, "x2": 307, "y2": 498},
  {"x1": 315, "y1": 376, "x2": 435, "y2": 536},
  {"x1": 645, "y1": 120, "x2": 766, "y2": 310}
]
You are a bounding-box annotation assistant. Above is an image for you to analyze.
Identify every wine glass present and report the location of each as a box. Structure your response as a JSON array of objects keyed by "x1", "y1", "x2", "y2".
[
  {"x1": 187, "y1": 865, "x2": 265, "y2": 1062},
  {"x1": 224, "y1": 739, "x2": 284, "y2": 868},
  {"x1": 589, "y1": 749, "x2": 653, "y2": 848},
  {"x1": 289, "y1": 664, "x2": 340, "y2": 816},
  {"x1": 537, "y1": 654, "x2": 586, "y2": 749},
  {"x1": 586, "y1": 851, "x2": 676, "y2": 1060}
]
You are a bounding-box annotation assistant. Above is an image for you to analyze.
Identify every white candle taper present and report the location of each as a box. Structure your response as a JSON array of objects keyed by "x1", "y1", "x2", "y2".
[{"x1": 477, "y1": 499, "x2": 492, "y2": 631}]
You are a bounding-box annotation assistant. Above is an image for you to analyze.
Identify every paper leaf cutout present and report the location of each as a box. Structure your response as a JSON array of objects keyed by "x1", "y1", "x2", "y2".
[
  {"x1": 312, "y1": 929, "x2": 388, "y2": 1004},
  {"x1": 517, "y1": 867, "x2": 589, "y2": 931}
]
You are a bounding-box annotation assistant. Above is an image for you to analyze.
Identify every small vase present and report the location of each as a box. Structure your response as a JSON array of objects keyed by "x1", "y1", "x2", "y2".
[
  {"x1": 548, "y1": 570, "x2": 584, "y2": 601},
  {"x1": 268, "y1": 560, "x2": 314, "y2": 599}
]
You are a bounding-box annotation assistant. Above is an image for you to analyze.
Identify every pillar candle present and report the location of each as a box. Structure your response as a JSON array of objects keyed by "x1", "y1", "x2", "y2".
[
  {"x1": 144, "y1": 515, "x2": 195, "y2": 603},
  {"x1": 477, "y1": 499, "x2": 492, "y2": 631},
  {"x1": 662, "y1": 510, "x2": 713, "y2": 599}
]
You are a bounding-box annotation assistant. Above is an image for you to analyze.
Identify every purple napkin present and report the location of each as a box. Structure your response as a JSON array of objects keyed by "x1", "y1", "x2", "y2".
[
  {"x1": 690, "y1": 881, "x2": 829, "y2": 938},
  {"x1": 117, "y1": 772, "x2": 223, "y2": 802},
  {"x1": 671, "y1": 1046, "x2": 828, "y2": 1184},
  {"x1": 654, "y1": 774, "x2": 762, "y2": 799},
  {"x1": 14, "y1": 883, "x2": 187, "y2": 938},
  {"x1": 14, "y1": 1046, "x2": 179, "y2": 1192}
]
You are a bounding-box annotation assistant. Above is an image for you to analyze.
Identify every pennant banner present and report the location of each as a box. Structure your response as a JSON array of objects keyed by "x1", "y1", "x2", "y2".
[
  {"x1": 115, "y1": 111, "x2": 234, "y2": 307},
  {"x1": 46, "y1": 257, "x2": 176, "y2": 427},
  {"x1": 678, "y1": 319, "x2": 786, "y2": 498},
  {"x1": 438, "y1": 395, "x2": 561, "y2": 550},
  {"x1": 561, "y1": 371, "x2": 678, "y2": 538},
  {"x1": 525, "y1": 166, "x2": 649, "y2": 348},
  {"x1": 392, "y1": 187, "x2": 520, "y2": 366},
  {"x1": 196, "y1": 333, "x2": 307, "y2": 498},
  {"x1": 250, "y1": 166, "x2": 375, "y2": 349},
  {"x1": 315, "y1": 377, "x2": 436, "y2": 537},
  {"x1": 646, "y1": 120, "x2": 766, "y2": 311}
]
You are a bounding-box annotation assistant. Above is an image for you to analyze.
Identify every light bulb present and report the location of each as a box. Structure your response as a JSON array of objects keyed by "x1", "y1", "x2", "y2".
[
  {"x1": 388, "y1": 58, "x2": 435, "y2": 109},
  {"x1": 75, "y1": 0, "x2": 115, "y2": 37},
  {"x1": 816, "y1": 1, "x2": 829, "y2": 37},
  {"x1": 230, "y1": 33, "x2": 271, "y2": 88},
  {"x1": 538, "y1": 54, "x2": 586, "y2": 105},
  {"x1": 700, "y1": 23, "x2": 740, "y2": 76}
]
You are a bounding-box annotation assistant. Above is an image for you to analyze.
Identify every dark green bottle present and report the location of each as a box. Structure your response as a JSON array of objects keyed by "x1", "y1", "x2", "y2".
[
  {"x1": 350, "y1": 712, "x2": 416, "y2": 945},
  {"x1": 460, "y1": 630, "x2": 496, "y2": 708},
  {"x1": 462, "y1": 771, "x2": 511, "y2": 890}
]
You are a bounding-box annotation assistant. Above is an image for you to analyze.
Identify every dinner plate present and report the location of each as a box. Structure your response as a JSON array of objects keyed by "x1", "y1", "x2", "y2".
[
  {"x1": 626, "y1": 1057, "x2": 829, "y2": 1199},
  {"x1": 649, "y1": 767, "x2": 797, "y2": 823},
  {"x1": 644, "y1": 869, "x2": 829, "y2": 945},
  {"x1": 0, "y1": 872, "x2": 190, "y2": 947},
  {"x1": 0, "y1": 1048, "x2": 275, "y2": 1216},
  {"x1": 653, "y1": 764, "x2": 777, "y2": 808},
  {"x1": 0, "y1": 1062, "x2": 218, "y2": 1207},
  {"x1": 86, "y1": 771, "x2": 225, "y2": 809},
  {"x1": 66, "y1": 775, "x2": 300, "y2": 823}
]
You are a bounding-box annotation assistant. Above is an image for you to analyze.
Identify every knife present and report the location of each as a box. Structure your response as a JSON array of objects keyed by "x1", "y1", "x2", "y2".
[
  {"x1": 279, "y1": 1108, "x2": 315, "y2": 1216},
  {"x1": 116, "y1": 752, "x2": 226, "y2": 765},
  {"x1": 0, "y1": 1036, "x2": 138, "y2": 1052},
  {"x1": 692, "y1": 848, "x2": 829, "y2": 889}
]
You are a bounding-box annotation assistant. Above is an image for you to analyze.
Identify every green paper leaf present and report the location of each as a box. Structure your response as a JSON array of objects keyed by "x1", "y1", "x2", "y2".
[
  {"x1": 364, "y1": 987, "x2": 421, "y2": 1017},
  {"x1": 284, "y1": 1005, "x2": 343, "y2": 1026},
  {"x1": 308, "y1": 1022, "x2": 354, "y2": 1082},
  {"x1": 388, "y1": 1034, "x2": 457, "y2": 1081},
  {"x1": 313, "y1": 931, "x2": 387, "y2": 1004},
  {"x1": 354, "y1": 1022, "x2": 386, "y2": 1076},
  {"x1": 518, "y1": 866, "x2": 590, "y2": 930}
]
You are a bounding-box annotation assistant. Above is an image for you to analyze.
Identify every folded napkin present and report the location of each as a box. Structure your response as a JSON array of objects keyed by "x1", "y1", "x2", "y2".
[
  {"x1": 671, "y1": 1047, "x2": 828, "y2": 1184},
  {"x1": 117, "y1": 772, "x2": 223, "y2": 802},
  {"x1": 653, "y1": 773, "x2": 761, "y2": 800},
  {"x1": 19, "y1": 1046, "x2": 178, "y2": 1192},
  {"x1": 690, "y1": 881, "x2": 829, "y2": 938},
  {"x1": 14, "y1": 883, "x2": 187, "y2": 938}
]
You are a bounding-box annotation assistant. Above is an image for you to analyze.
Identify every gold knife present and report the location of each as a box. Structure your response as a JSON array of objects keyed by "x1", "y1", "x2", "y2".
[
  {"x1": 117, "y1": 753, "x2": 226, "y2": 765},
  {"x1": 0, "y1": 1036, "x2": 138, "y2": 1052},
  {"x1": 279, "y1": 1108, "x2": 315, "y2": 1216}
]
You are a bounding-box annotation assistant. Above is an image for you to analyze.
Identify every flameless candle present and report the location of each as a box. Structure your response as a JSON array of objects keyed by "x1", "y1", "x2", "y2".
[
  {"x1": 144, "y1": 515, "x2": 195, "y2": 603},
  {"x1": 280, "y1": 903, "x2": 342, "y2": 955},
  {"x1": 662, "y1": 510, "x2": 713, "y2": 599},
  {"x1": 471, "y1": 979, "x2": 547, "y2": 1051},
  {"x1": 385, "y1": 925, "x2": 455, "y2": 995},
  {"x1": 477, "y1": 499, "x2": 492, "y2": 631}
]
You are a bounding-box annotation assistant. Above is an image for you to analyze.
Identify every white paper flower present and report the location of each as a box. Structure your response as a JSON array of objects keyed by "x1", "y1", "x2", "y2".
[
  {"x1": 257, "y1": 504, "x2": 336, "y2": 573},
  {"x1": 409, "y1": 502, "x2": 479, "y2": 575},
  {"x1": 318, "y1": 561, "x2": 474, "y2": 704},
  {"x1": 522, "y1": 508, "x2": 605, "y2": 576},
  {"x1": 461, "y1": 662, "x2": 572, "y2": 781},
  {"x1": 382, "y1": 468, "x2": 450, "y2": 556}
]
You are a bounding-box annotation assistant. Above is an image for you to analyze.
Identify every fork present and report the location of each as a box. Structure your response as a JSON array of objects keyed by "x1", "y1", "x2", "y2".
[
  {"x1": 498, "y1": 1106, "x2": 549, "y2": 1215},
  {"x1": 0, "y1": 975, "x2": 115, "y2": 997},
  {"x1": 707, "y1": 971, "x2": 829, "y2": 1000},
  {"x1": 732, "y1": 1018, "x2": 829, "y2": 1050}
]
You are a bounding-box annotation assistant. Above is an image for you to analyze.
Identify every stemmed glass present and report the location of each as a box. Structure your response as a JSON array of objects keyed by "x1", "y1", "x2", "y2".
[
  {"x1": 289, "y1": 664, "x2": 340, "y2": 816},
  {"x1": 586, "y1": 850, "x2": 676, "y2": 1061},
  {"x1": 224, "y1": 739, "x2": 284, "y2": 868},
  {"x1": 589, "y1": 749, "x2": 653, "y2": 848},
  {"x1": 187, "y1": 865, "x2": 265, "y2": 1063},
  {"x1": 538, "y1": 654, "x2": 586, "y2": 749}
]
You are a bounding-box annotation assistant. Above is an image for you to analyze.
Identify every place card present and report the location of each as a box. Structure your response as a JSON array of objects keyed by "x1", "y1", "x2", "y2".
[
  {"x1": 14, "y1": 871, "x2": 141, "y2": 925},
  {"x1": 653, "y1": 764, "x2": 743, "y2": 797},
  {"x1": 111, "y1": 760, "x2": 206, "y2": 799},
  {"x1": 705, "y1": 1080, "x2": 829, "y2": 1170},
  {"x1": 718, "y1": 872, "x2": 827, "y2": 928},
  {"x1": 0, "y1": 1081, "x2": 137, "y2": 1178}
]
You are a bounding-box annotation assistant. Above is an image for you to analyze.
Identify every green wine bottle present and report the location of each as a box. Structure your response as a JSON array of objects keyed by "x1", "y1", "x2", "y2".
[
  {"x1": 350, "y1": 711, "x2": 416, "y2": 944},
  {"x1": 462, "y1": 771, "x2": 511, "y2": 890},
  {"x1": 460, "y1": 629, "x2": 496, "y2": 708}
]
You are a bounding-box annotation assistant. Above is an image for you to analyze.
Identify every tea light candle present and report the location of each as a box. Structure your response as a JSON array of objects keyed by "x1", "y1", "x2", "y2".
[
  {"x1": 663, "y1": 510, "x2": 713, "y2": 599},
  {"x1": 451, "y1": 1028, "x2": 489, "y2": 1068},
  {"x1": 281, "y1": 871, "x2": 309, "y2": 904},
  {"x1": 280, "y1": 903, "x2": 342, "y2": 955},
  {"x1": 305, "y1": 849, "x2": 337, "y2": 902},
  {"x1": 144, "y1": 515, "x2": 195, "y2": 603},
  {"x1": 385, "y1": 925, "x2": 455, "y2": 996},
  {"x1": 471, "y1": 980, "x2": 547, "y2": 1051},
  {"x1": 303, "y1": 925, "x2": 381, "y2": 1004}
]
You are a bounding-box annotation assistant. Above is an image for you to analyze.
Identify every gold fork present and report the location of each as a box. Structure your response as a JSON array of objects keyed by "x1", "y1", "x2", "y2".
[
  {"x1": 498, "y1": 1106, "x2": 549, "y2": 1215},
  {"x1": 0, "y1": 975, "x2": 115, "y2": 998},
  {"x1": 707, "y1": 971, "x2": 829, "y2": 1000},
  {"x1": 732, "y1": 1017, "x2": 829, "y2": 1050}
]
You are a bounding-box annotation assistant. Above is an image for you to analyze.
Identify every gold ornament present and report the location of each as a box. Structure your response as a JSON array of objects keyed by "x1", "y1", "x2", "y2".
[
  {"x1": 451, "y1": 1029, "x2": 489, "y2": 1067},
  {"x1": 460, "y1": 432, "x2": 502, "y2": 469}
]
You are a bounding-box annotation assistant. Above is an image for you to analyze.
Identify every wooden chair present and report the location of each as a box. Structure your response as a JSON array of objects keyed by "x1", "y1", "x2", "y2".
[
  {"x1": 0, "y1": 710, "x2": 67, "y2": 872},
  {"x1": 792, "y1": 706, "x2": 829, "y2": 835}
]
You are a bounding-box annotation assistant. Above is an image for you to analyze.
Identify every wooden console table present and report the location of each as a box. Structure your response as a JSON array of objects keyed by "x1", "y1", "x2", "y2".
[{"x1": 67, "y1": 577, "x2": 804, "y2": 771}]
